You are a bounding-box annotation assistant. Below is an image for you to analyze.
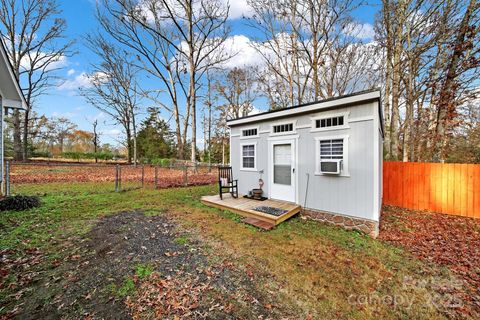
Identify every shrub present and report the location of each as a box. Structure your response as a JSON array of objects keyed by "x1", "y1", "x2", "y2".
[
  {"x1": 150, "y1": 158, "x2": 172, "y2": 167},
  {"x1": 0, "y1": 195, "x2": 41, "y2": 212}
]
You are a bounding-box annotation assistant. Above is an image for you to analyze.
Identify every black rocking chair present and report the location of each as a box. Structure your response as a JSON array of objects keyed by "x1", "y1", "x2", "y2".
[{"x1": 218, "y1": 166, "x2": 238, "y2": 200}]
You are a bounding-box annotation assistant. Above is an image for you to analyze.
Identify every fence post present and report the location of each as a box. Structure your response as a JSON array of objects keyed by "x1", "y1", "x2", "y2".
[
  {"x1": 141, "y1": 165, "x2": 145, "y2": 188},
  {"x1": 115, "y1": 164, "x2": 122, "y2": 192},
  {"x1": 154, "y1": 166, "x2": 158, "y2": 189},
  {"x1": 5, "y1": 160, "x2": 10, "y2": 196},
  {"x1": 183, "y1": 166, "x2": 188, "y2": 186}
]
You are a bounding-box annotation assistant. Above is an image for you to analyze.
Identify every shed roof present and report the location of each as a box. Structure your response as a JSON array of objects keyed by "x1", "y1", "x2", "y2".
[{"x1": 227, "y1": 89, "x2": 383, "y2": 134}]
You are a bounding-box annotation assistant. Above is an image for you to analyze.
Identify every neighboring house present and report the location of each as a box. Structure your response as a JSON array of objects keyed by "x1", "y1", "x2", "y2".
[
  {"x1": 0, "y1": 39, "x2": 27, "y2": 195},
  {"x1": 227, "y1": 89, "x2": 383, "y2": 237}
]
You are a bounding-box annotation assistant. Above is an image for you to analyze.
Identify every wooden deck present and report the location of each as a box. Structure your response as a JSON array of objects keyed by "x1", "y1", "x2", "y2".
[{"x1": 201, "y1": 194, "x2": 301, "y2": 229}]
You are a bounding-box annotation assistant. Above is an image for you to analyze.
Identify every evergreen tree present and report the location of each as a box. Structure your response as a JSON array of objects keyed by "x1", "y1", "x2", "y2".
[{"x1": 136, "y1": 108, "x2": 175, "y2": 161}]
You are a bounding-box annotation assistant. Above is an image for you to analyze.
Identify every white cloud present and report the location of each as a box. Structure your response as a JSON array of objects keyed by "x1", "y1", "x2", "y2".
[
  {"x1": 249, "y1": 106, "x2": 263, "y2": 115},
  {"x1": 51, "y1": 111, "x2": 77, "y2": 119},
  {"x1": 67, "y1": 68, "x2": 75, "y2": 76},
  {"x1": 134, "y1": 0, "x2": 250, "y2": 25},
  {"x1": 101, "y1": 128, "x2": 122, "y2": 137},
  {"x1": 57, "y1": 72, "x2": 92, "y2": 91},
  {"x1": 220, "y1": 35, "x2": 264, "y2": 69},
  {"x1": 344, "y1": 22, "x2": 375, "y2": 40},
  {"x1": 19, "y1": 53, "x2": 68, "y2": 72},
  {"x1": 223, "y1": 0, "x2": 253, "y2": 19},
  {"x1": 87, "y1": 111, "x2": 108, "y2": 123}
]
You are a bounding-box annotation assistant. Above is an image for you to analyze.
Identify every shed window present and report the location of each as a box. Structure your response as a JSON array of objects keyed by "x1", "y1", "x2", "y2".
[
  {"x1": 272, "y1": 123, "x2": 294, "y2": 134},
  {"x1": 315, "y1": 116, "x2": 344, "y2": 129},
  {"x1": 320, "y1": 139, "x2": 344, "y2": 160},
  {"x1": 242, "y1": 128, "x2": 257, "y2": 137},
  {"x1": 242, "y1": 144, "x2": 255, "y2": 169}
]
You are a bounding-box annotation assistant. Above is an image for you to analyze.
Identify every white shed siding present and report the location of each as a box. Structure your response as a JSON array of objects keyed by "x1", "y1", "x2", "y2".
[{"x1": 230, "y1": 98, "x2": 382, "y2": 222}]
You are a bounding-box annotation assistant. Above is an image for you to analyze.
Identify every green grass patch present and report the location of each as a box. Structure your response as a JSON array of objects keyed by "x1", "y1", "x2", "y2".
[
  {"x1": 174, "y1": 235, "x2": 189, "y2": 246},
  {"x1": 0, "y1": 182, "x2": 464, "y2": 319},
  {"x1": 135, "y1": 264, "x2": 154, "y2": 279}
]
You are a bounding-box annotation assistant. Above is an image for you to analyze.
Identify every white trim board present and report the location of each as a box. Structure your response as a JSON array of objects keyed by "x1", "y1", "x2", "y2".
[
  {"x1": 227, "y1": 90, "x2": 380, "y2": 126},
  {"x1": 240, "y1": 141, "x2": 258, "y2": 172},
  {"x1": 314, "y1": 134, "x2": 350, "y2": 177}
]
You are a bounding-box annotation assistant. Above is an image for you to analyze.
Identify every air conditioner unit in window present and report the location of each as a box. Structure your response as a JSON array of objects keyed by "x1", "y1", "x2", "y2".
[{"x1": 320, "y1": 160, "x2": 342, "y2": 174}]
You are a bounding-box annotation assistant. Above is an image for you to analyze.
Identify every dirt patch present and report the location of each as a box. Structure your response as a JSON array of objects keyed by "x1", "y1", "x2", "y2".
[
  {"x1": 380, "y1": 205, "x2": 480, "y2": 315},
  {"x1": 7, "y1": 211, "x2": 283, "y2": 319}
]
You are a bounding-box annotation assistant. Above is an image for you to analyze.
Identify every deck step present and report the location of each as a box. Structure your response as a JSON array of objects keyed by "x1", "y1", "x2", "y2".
[{"x1": 242, "y1": 217, "x2": 275, "y2": 230}]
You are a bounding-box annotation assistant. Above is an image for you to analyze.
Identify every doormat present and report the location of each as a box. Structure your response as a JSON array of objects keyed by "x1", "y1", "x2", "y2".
[
  {"x1": 243, "y1": 195, "x2": 268, "y2": 201},
  {"x1": 253, "y1": 206, "x2": 288, "y2": 216}
]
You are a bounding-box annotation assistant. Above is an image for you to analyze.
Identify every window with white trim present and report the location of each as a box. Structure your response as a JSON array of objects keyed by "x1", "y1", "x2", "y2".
[
  {"x1": 272, "y1": 123, "x2": 294, "y2": 134},
  {"x1": 242, "y1": 128, "x2": 258, "y2": 137},
  {"x1": 241, "y1": 144, "x2": 255, "y2": 169},
  {"x1": 315, "y1": 136, "x2": 349, "y2": 176},
  {"x1": 315, "y1": 116, "x2": 344, "y2": 129},
  {"x1": 320, "y1": 139, "x2": 344, "y2": 160}
]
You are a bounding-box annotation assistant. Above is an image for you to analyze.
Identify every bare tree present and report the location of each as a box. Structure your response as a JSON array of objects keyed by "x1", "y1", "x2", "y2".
[
  {"x1": 215, "y1": 67, "x2": 258, "y2": 119},
  {"x1": 377, "y1": 0, "x2": 479, "y2": 162},
  {"x1": 92, "y1": 119, "x2": 100, "y2": 163},
  {"x1": 80, "y1": 35, "x2": 140, "y2": 164},
  {"x1": 51, "y1": 117, "x2": 77, "y2": 154},
  {"x1": 247, "y1": 0, "x2": 377, "y2": 110},
  {"x1": 431, "y1": 0, "x2": 480, "y2": 161},
  {"x1": 96, "y1": 0, "x2": 231, "y2": 162},
  {"x1": 201, "y1": 70, "x2": 216, "y2": 165},
  {"x1": 0, "y1": 0, "x2": 75, "y2": 161}
]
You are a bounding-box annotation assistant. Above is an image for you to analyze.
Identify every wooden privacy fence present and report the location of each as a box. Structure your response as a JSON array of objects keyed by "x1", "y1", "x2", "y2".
[{"x1": 383, "y1": 161, "x2": 480, "y2": 219}]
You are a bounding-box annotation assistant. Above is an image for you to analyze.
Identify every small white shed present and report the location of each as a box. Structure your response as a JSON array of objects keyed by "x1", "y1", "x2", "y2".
[
  {"x1": 227, "y1": 89, "x2": 383, "y2": 237},
  {"x1": 0, "y1": 39, "x2": 27, "y2": 195}
]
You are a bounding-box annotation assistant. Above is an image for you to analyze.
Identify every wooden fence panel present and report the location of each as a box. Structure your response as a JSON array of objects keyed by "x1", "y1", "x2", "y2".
[{"x1": 383, "y1": 161, "x2": 480, "y2": 219}]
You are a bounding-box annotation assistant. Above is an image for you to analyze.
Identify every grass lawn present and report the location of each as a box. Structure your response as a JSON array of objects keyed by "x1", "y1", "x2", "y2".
[{"x1": 0, "y1": 183, "x2": 475, "y2": 319}]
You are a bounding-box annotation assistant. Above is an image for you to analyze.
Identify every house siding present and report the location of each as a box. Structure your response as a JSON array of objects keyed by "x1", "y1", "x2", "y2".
[{"x1": 230, "y1": 100, "x2": 382, "y2": 223}]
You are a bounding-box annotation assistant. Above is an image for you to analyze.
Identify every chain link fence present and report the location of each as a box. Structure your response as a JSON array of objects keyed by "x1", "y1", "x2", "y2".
[{"x1": 5, "y1": 161, "x2": 218, "y2": 195}]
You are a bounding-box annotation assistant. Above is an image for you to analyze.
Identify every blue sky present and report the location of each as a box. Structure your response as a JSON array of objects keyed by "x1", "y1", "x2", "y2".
[{"x1": 36, "y1": 0, "x2": 381, "y2": 146}]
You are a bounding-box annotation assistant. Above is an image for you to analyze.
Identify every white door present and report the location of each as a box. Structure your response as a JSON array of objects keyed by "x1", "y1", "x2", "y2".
[{"x1": 269, "y1": 140, "x2": 296, "y2": 202}]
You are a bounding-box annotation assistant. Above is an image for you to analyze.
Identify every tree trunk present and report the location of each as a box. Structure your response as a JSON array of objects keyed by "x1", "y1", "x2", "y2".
[
  {"x1": 433, "y1": 0, "x2": 476, "y2": 162},
  {"x1": 382, "y1": 0, "x2": 393, "y2": 159},
  {"x1": 12, "y1": 110, "x2": 22, "y2": 161},
  {"x1": 125, "y1": 120, "x2": 132, "y2": 164},
  {"x1": 22, "y1": 109, "x2": 30, "y2": 161},
  {"x1": 208, "y1": 100, "x2": 212, "y2": 166},
  {"x1": 59, "y1": 137, "x2": 64, "y2": 154},
  {"x1": 187, "y1": 3, "x2": 197, "y2": 165},
  {"x1": 389, "y1": 1, "x2": 404, "y2": 160},
  {"x1": 131, "y1": 109, "x2": 137, "y2": 166}
]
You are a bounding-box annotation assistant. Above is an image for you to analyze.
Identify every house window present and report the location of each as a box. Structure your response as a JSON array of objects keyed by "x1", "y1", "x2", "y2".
[
  {"x1": 311, "y1": 113, "x2": 349, "y2": 132},
  {"x1": 272, "y1": 123, "x2": 294, "y2": 134},
  {"x1": 315, "y1": 116, "x2": 344, "y2": 129},
  {"x1": 241, "y1": 144, "x2": 256, "y2": 169},
  {"x1": 242, "y1": 128, "x2": 258, "y2": 137},
  {"x1": 320, "y1": 139, "x2": 344, "y2": 160},
  {"x1": 315, "y1": 136, "x2": 349, "y2": 176}
]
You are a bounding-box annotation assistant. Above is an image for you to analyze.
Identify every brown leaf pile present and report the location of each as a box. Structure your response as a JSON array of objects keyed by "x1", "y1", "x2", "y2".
[
  {"x1": 125, "y1": 271, "x2": 229, "y2": 319},
  {"x1": 379, "y1": 206, "x2": 480, "y2": 309},
  {"x1": 10, "y1": 165, "x2": 216, "y2": 188}
]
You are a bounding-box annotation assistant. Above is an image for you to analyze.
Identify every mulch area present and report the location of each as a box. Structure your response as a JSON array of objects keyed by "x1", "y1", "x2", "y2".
[
  {"x1": 1, "y1": 211, "x2": 283, "y2": 319},
  {"x1": 379, "y1": 205, "x2": 480, "y2": 312}
]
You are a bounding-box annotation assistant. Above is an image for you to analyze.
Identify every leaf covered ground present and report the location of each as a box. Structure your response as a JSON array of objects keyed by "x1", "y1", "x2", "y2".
[
  {"x1": 379, "y1": 205, "x2": 480, "y2": 313},
  {"x1": 10, "y1": 164, "x2": 216, "y2": 188},
  {"x1": 0, "y1": 183, "x2": 478, "y2": 319}
]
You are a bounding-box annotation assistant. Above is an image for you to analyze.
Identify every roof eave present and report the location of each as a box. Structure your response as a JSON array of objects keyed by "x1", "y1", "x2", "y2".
[
  {"x1": 227, "y1": 89, "x2": 381, "y2": 127},
  {"x1": 0, "y1": 39, "x2": 27, "y2": 110}
]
